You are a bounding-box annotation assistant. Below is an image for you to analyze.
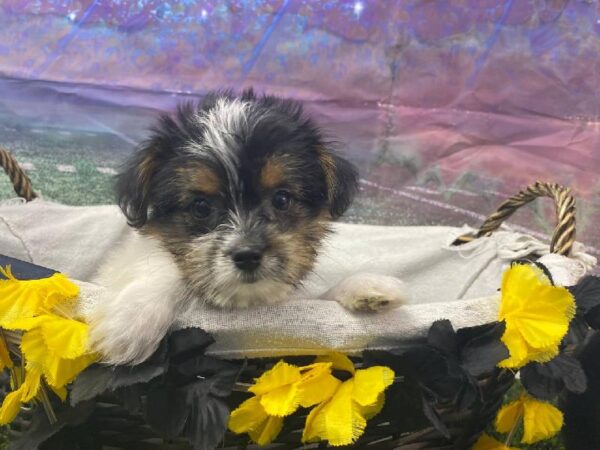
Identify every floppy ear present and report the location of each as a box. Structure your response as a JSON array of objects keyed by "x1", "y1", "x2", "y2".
[
  {"x1": 116, "y1": 141, "x2": 162, "y2": 228},
  {"x1": 318, "y1": 148, "x2": 359, "y2": 219}
]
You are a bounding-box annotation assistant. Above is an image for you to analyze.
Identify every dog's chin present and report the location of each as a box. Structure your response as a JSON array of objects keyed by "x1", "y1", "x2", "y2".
[{"x1": 205, "y1": 277, "x2": 295, "y2": 309}]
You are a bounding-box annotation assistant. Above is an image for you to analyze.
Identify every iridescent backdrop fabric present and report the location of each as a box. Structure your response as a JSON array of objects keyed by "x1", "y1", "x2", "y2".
[{"x1": 0, "y1": 0, "x2": 599, "y2": 256}]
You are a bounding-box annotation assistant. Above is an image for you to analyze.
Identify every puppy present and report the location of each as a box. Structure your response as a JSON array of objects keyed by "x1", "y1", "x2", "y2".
[{"x1": 88, "y1": 90, "x2": 407, "y2": 365}]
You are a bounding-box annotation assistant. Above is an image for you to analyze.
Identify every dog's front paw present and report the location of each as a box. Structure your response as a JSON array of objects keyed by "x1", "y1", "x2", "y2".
[
  {"x1": 85, "y1": 280, "x2": 179, "y2": 366},
  {"x1": 88, "y1": 310, "x2": 165, "y2": 366},
  {"x1": 322, "y1": 273, "x2": 409, "y2": 312}
]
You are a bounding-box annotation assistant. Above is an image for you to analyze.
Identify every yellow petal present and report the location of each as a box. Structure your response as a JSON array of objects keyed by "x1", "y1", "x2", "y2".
[
  {"x1": 3, "y1": 316, "x2": 46, "y2": 331},
  {"x1": 0, "y1": 270, "x2": 79, "y2": 325},
  {"x1": 0, "y1": 389, "x2": 23, "y2": 425},
  {"x1": 302, "y1": 380, "x2": 365, "y2": 446},
  {"x1": 297, "y1": 366, "x2": 341, "y2": 408},
  {"x1": 248, "y1": 415, "x2": 284, "y2": 446},
  {"x1": 302, "y1": 400, "x2": 327, "y2": 443},
  {"x1": 498, "y1": 264, "x2": 575, "y2": 369},
  {"x1": 352, "y1": 366, "x2": 395, "y2": 407},
  {"x1": 10, "y1": 314, "x2": 90, "y2": 359},
  {"x1": 228, "y1": 396, "x2": 268, "y2": 434},
  {"x1": 0, "y1": 367, "x2": 41, "y2": 425},
  {"x1": 20, "y1": 369, "x2": 41, "y2": 403},
  {"x1": 43, "y1": 352, "x2": 98, "y2": 389},
  {"x1": 499, "y1": 264, "x2": 551, "y2": 320},
  {"x1": 495, "y1": 398, "x2": 523, "y2": 434},
  {"x1": 521, "y1": 396, "x2": 563, "y2": 444},
  {"x1": 0, "y1": 334, "x2": 13, "y2": 370},
  {"x1": 21, "y1": 328, "x2": 97, "y2": 389},
  {"x1": 20, "y1": 328, "x2": 47, "y2": 373},
  {"x1": 472, "y1": 433, "x2": 519, "y2": 450},
  {"x1": 50, "y1": 385, "x2": 68, "y2": 402},
  {"x1": 40, "y1": 315, "x2": 90, "y2": 359},
  {"x1": 249, "y1": 361, "x2": 301, "y2": 396},
  {"x1": 259, "y1": 383, "x2": 300, "y2": 417},
  {"x1": 315, "y1": 352, "x2": 356, "y2": 374},
  {"x1": 357, "y1": 392, "x2": 384, "y2": 420}
]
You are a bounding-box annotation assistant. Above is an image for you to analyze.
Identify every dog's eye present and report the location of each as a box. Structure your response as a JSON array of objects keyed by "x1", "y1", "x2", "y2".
[
  {"x1": 272, "y1": 190, "x2": 292, "y2": 211},
  {"x1": 191, "y1": 198, "x2": 211, "y2": 218}
]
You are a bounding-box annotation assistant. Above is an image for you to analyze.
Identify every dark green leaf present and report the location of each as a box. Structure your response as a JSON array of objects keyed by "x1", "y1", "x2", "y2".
[
  {"x1": 521, "y1": 364, "x2": 563, "y2": 400},
  {"x1": 427, "y1": 320, "x2": 457, "y2": 355},
  {"x1": 421, "y1": 396, "x2": 450, "y2": 439},
  {"x1": 564, "y1": 316, "x2": 590, "y2": 346},
  {"x1": 171, "y1": 354, "x2": 235, "y2": 379},
  {"x1": 70, "y1": 360, "x2": 167, "y2": 406},
  {"x1": 458, "y1": 322, "x2": 508, "y2": 376},
  {"x1": 569, "y1": 276, "x2": 600, "y2": 313},
  {"x1": 168, "y1": 328, "x2": 214, "y2": 363},
  {"x1": 9, "y1": 400, "x2": 96, "y2": 450},
  {"x1": 183, "y1": 382, "x2": 230, "y2": 450},
  {"x1": 207, "y1": 361, "x2": 247, "y2": 398},
  {"x1": 69, "y1": 365, "x2": 114, "y2": 406},
  {"x1": 521, "y1": 354, "x2": 587, "y2": 400},
  {"x1": 145, "y1": 385, "x2": 190, "y2": 438},
  {"x1": 586, "y1": 305, "x2": 600, "y2": 330}
]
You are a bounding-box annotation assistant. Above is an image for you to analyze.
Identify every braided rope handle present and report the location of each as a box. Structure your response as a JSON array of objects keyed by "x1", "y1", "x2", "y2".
[
  {"x1": 0, "y1": 147, "x2": 37, "y2": 201},
  {"x1": 453, "y1": 181, "x2": 576, "y2": 256}
]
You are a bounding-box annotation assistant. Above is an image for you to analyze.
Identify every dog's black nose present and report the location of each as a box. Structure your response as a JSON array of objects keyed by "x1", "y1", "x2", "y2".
[{"x1": 232, "y1": 247, "x2": 263, "y2": 272}]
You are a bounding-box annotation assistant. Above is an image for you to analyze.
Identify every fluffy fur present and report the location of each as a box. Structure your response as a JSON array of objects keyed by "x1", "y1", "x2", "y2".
[{"x1": 88, "y1": 90, "x2": 406, "y2": 365}]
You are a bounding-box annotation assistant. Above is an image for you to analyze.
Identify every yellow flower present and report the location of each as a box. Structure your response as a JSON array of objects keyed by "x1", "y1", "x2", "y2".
[
  {"x1": 498, "y1": 264, "x2": 575, "y2": 369},
  {"x1": 0, "y1": 368, "x2": 41, "y2": 425},
  {"x1": 302, "y1": 354, "x2": 395, "y2": 447},
  {"x1": 229, "y1": 354, "x2": 395, "y2": 447},
  {"x1": 228, "y1": 396, "x2": 284, "y2": 446},
  {"x1": 0, "y1": 334, "x2": 13, "y2": 371},
  {"x1": 229, "y1": 360, "x2": 340, "y2": 445},
  {"x1": 0, "y1": 266, "x2": 78, "y2": 326},
  {"x1": 495, "y1": 394, "x2": 563, "y2": 444},
  {"x1": 8, "y1": 314, "x2": 98, "y2": 389},
  {"x1": 0, "y1": 268, "x2": 96, "y2": 425},
  {"x1": 472, "y1": 433, "x2": 519, "y2": 450}
]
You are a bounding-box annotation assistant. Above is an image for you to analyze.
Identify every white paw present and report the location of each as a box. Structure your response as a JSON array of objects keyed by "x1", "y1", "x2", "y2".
[
  {"x1": 322, "y1": 273, "x2": 409, "y2": 312},
  {"x1": 88, "y1": 310, "x2": 169, "y2": 366}
]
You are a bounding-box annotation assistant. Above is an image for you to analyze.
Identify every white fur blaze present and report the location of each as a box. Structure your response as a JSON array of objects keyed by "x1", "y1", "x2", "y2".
[{"x1": 191, "y1": 97, "x2": 250, "y2": 191}]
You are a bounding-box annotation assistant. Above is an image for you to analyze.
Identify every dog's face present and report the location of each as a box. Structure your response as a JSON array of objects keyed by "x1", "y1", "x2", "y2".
[{"x1": 117, "y1": 90, "x2": 358, "y2": 308}]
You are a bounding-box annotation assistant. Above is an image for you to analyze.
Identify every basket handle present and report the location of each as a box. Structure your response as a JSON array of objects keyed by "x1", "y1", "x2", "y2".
[
  {"x1": 0, "y1": 147, "x2": 37, "y2": 201},
  {"x1": 452, "y1": 181, "x2": 576, "y2": 256}
]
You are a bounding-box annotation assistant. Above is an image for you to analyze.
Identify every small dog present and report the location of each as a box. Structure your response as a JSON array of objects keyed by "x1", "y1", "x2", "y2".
[{"x1": 88, "y1": 90, "x2": 407, "y2": 365}]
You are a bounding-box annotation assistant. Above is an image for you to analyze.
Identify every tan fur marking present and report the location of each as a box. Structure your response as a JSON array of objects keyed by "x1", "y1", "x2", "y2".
[
  {"x1": 260, "y1": 158, "x2": 285, "y2": 189},
  {"x1": 318, "y1": 150, "x2": 337, "y2": 204},
  {"x1": 271, "y1": 220, "x2": 331, "y2": 282},
  {"x1": 138, "y1": 152, "x2": 157, "y2": 198},
  {"x1": 177, "y1": 165, "x2": 221, "y2": 195}
]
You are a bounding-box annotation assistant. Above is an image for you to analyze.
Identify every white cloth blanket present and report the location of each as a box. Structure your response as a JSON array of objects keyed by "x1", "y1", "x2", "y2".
[{"x1": 0, "y1": 199, "x2": 595, "y2": 358}]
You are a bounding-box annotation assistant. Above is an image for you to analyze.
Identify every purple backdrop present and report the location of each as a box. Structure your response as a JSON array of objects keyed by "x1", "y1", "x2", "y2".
[{"x1": 1, "y1": 0, "x2": 599, "y2": 256}]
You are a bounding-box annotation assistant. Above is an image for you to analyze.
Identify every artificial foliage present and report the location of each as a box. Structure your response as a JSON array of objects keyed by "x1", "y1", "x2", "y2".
[
  {"x1": 0, "y1": 260, "x2": 599, "y2": 449},
  {"x1": 228, "y1": 355, "x2": 395, "y2": 446},
  {"x1": 0, "y1": 266, "x2": 97, "y2": 426}
]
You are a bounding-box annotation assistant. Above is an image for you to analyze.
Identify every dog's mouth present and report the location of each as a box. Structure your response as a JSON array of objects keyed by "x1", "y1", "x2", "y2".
[{"x1": 239, "y1": 271, "x2": 260, "y2": 284}]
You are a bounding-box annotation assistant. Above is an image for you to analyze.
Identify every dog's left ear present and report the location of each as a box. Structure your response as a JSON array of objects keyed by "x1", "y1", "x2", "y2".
[{"x1": 318, "y1": 148, "x2": 359, "y2": 219}]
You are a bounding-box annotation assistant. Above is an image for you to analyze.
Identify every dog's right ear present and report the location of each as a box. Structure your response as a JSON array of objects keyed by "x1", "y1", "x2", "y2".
[{"x1": 116, "y1": 141, "x2": 162, "y2": 228}]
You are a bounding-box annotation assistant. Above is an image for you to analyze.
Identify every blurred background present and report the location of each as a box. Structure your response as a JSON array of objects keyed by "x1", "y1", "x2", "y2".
[{"x1": 0, "y1": 0, "x2": 599, "y2": 256}]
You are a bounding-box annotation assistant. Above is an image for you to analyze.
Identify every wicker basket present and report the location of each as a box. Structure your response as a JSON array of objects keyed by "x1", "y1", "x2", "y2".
[{"x1": 0, "y1": 150, "x2": 579, "y2": 449}]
